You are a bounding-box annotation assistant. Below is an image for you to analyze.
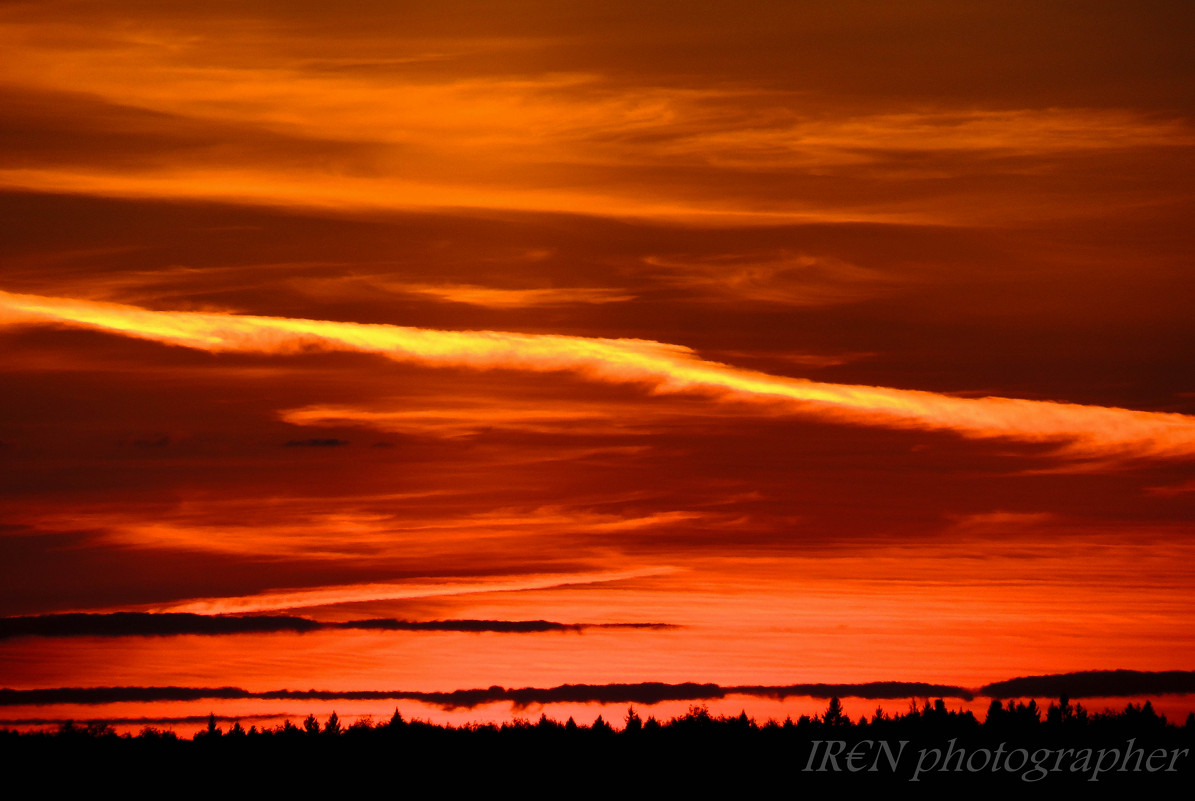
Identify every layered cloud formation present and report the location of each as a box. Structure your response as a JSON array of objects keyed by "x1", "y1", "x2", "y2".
[
  {"x1": 3, "y1": 1, "x2": 1194, "y2": 730},
  {"x1": 3, "y1": 289, "x2": 1193, "y2": 462}
]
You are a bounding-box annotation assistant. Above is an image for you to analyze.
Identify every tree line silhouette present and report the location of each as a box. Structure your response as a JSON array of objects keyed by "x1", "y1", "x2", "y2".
[
  {"x1": 4, "y1": 695, "x2": 1191, "y2": 789},
  {"x1": 13, "y1": 694, "x2": 1189, "y2": 741}
]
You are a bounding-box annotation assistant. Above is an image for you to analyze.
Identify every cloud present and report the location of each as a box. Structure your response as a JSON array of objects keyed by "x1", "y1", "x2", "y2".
[
  {"x1": 344, "y1": 619, "x2": 676, "y2": 633},
  {"x1": 283, "y1": 438, "x2": 349, "y2": 447},
  {"x1": 19, "y1": 502, "x2": 704, "y2": 561},
  {"x1": 397, "y1": 284, "x2": 634, "y2": 309},
  {"x1": 644, "y1": 252, "x2": 895, "y2": 307},
  {"x1": 1146, "y1": 478, "x2": 1195, "y2": 498},
  {"x1": 279, "y1": 403, "x2": 630, "y2": 439},
  {"x1": 946, "y1": 511, "x2": 1059, "y2": 534},
  {"x1": 9, "y1": 671, "x2": 1193, "y2": 710},
  {"x1": 663, "y1": 109, "x2": 1195, "y2": 169},
  {"x1": 0, "y1": 612, "x2": 320, "y2": 639},
  {"x1": 3, "y1": 289, "x2": 1195, "y2": 463},
  {"x1": 982, "y1": 670, "x2": 1195, "y2": 699},
  {"x1": 1, "y1": 45, "x2": 1189, "y2": 227},
  {"x1": 2, "y1": 2, "x2": 1191, "y2": 232},
  {"x1": 0, "y1": 612, "x2": 677, "y2": 640},
  {"x1": 0, "y1": 680, "x2": 974, "y2": 709},
  {"x1": 151, "y1": 567, "x2": 677, "y2": 615},
  {"x1": 276, "y1": 397, "x2": 733, "y2": 439}
]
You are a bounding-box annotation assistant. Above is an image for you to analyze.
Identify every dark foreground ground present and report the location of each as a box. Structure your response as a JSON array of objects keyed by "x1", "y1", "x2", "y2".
[{"x1": 4, "y1": 699, "x2": 1192, "y2": 792}]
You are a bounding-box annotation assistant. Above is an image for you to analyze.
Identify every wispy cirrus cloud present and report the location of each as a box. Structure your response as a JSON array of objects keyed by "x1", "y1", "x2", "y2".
[
  {"x1": 3, "y1": 289, "x2": 1194, "y2": 463},
  {"x1": 279, "y1": 399, "x2": 682, "y2": 438},
  {"x1": 20, "y1": 502, "x2": 704, "y2": 561},
  {"x1": 644, "y1": 252, "x2": 894, "y2": 307},
  {"x1": 396, "y1": 283, "x2": 634, "y2": 309},
  {"x1": 3, "y1": 6, "x2": 1190, "y2": 226},
  {"x1": 152, "y1": 567, "x2": 678, "y2": 615}
]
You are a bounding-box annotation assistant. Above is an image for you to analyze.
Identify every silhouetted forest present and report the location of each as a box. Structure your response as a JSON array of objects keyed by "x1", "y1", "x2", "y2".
[{"x1": 4, "y1": 697, "x2": 1191, "y2": 790}]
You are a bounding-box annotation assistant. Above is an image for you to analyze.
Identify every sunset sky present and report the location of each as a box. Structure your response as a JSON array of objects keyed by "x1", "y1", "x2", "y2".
[{"x1": 2, "y1": 1, "x2": 1193, "y2": 730}]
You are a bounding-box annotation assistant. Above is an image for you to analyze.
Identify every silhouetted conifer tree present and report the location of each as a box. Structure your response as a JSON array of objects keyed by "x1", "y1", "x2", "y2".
[
  {"x1": 624, "y1": 707, "x2": 642, "y2": 732},
  {"x1": 822, "y1": 696, "x2": 847, "y2": 727}
]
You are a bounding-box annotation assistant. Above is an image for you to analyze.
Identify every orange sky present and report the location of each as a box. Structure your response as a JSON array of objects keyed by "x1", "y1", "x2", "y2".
[{"x1": 1, "y1": 1, "x2": 1193, "y2": 729}]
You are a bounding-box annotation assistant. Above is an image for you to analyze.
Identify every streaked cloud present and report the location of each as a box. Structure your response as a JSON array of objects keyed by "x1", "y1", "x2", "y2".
[
  {"x1": 665, "y1": 108, "x2": 1195, "y2": 168},
  {"x1": 279, "y1": 399, "x2": 674, "y2": 438},
  {"x1": 946, "y1": 511, "x2": 1059, "y2": 534},
  {"x1": 2, "y1": 0, "x2": 1193, "y2": 723},
  {"x1": 3, "y1": 289, "x2": 1194, "y2": 462},
  {"x1": 3, "y1": 7, "x2": 1190, "y2": 225},
  {"x1": 0, "y1": 680, "x2": 977, "y2": 709},
  {"x1": 0, "y1": 612, "x2": 678, "y2": 640},
  {"x1": 8, "y1": 670, "x2": 1192, "y2": 710},
  {"x1": 153, "y1": 567, "x2": 678, "y2": 615},
  {"x1": 1145, "y1": 478, "x2": 1195, "y2": 498},
  {"x1": 982, "y1": 670, "x2": 1195, "y2": 700},
  {"x1": 644, "y1": 252, "x2": 895, "y2": 307},
  {"x1": 0, "y1": 165, "x2": 925, "y2": 226},
  {"x1": 397, "y1": 284, "x2": 634, "y2": 309},
  {"x1": 19, "y1": 501, "x2": 704, "y2": 561}
]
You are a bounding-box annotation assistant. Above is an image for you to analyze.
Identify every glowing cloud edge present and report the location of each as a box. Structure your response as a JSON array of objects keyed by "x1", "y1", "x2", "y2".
[{"x1": 2, "y1": 289, "x2": 1193, "y2": 462}]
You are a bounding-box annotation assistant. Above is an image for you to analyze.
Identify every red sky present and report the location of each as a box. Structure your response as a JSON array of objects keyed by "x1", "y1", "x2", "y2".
[{"x1": 1, "y1": 1, "x2": 1193, "y2": 729}]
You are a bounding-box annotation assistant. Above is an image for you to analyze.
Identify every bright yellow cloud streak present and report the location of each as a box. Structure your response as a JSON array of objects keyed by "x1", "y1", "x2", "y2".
[{"x1": 3, "y1": 289, "x2": 1194, "y2": 461}]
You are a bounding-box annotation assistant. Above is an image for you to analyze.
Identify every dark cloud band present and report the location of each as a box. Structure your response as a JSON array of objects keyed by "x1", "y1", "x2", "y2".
[
  {"x1": 0, "y1": 612, "x2": 678, "y2": 640},
  {"x1": 0, "y1": 680, "x2": 974, "y2": 709},
  {"x1": 7, "y1": 672, "x2": 1193, "y2": 710},
  {"x1": 982, "y1": 670, "x2": 1195, "y2": 699}
]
